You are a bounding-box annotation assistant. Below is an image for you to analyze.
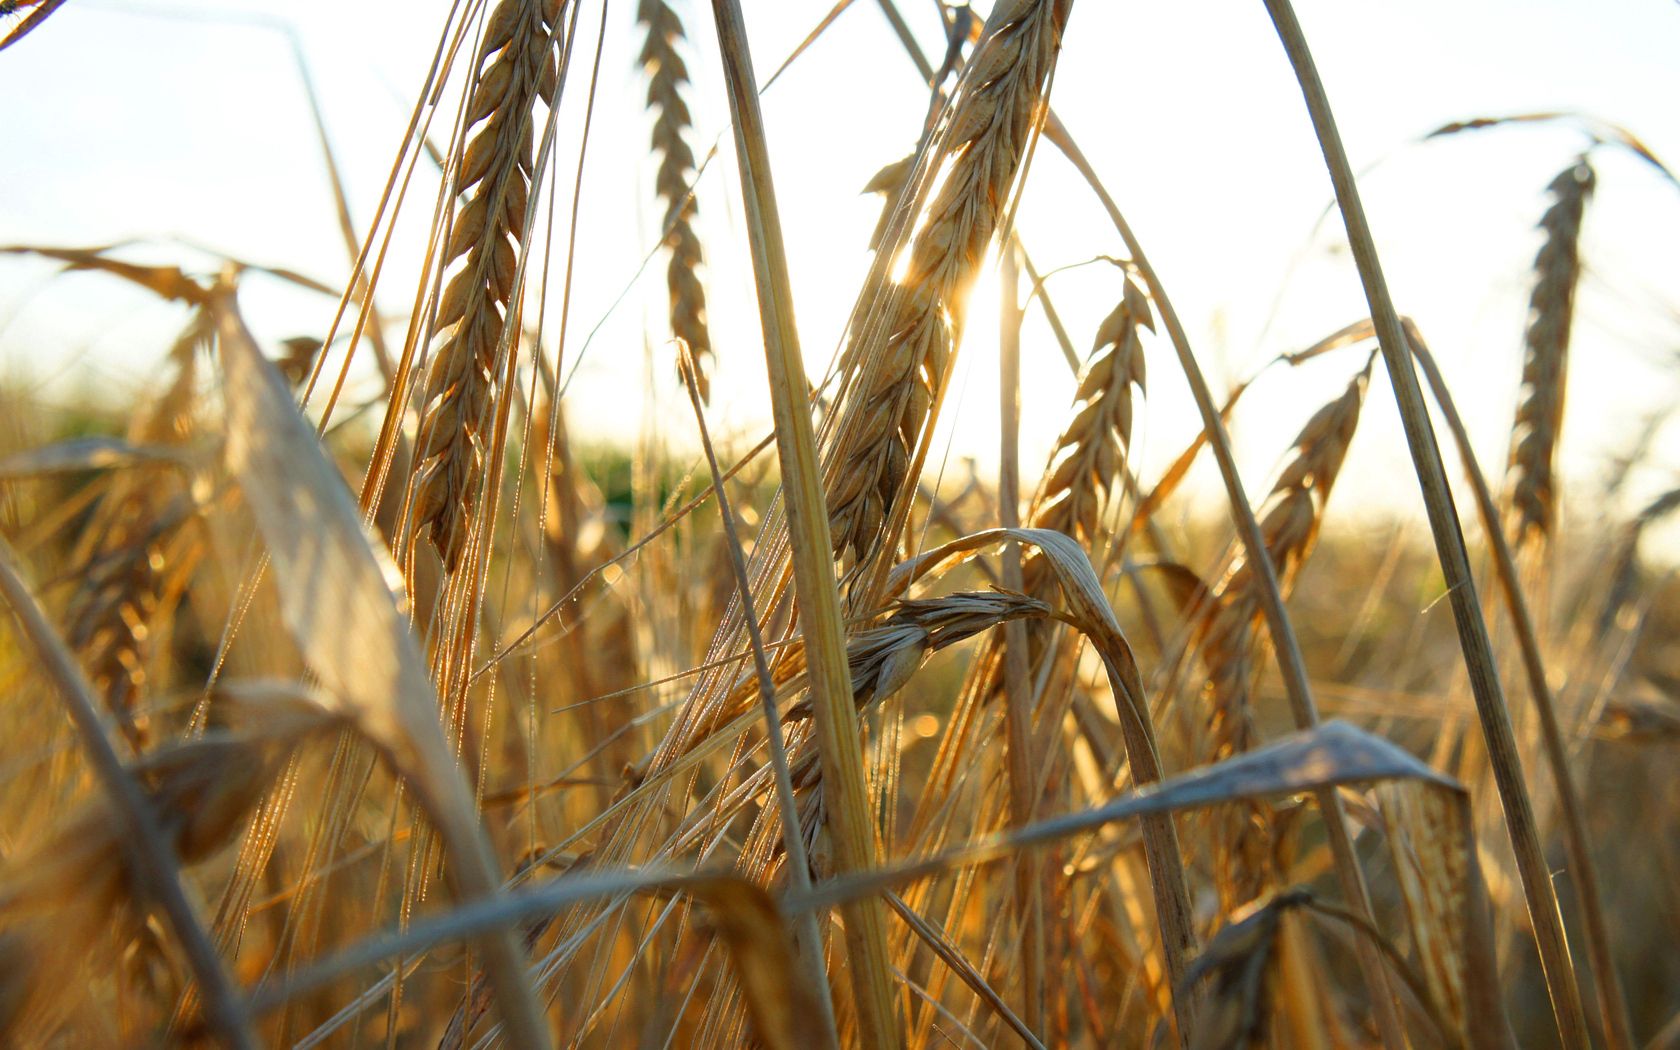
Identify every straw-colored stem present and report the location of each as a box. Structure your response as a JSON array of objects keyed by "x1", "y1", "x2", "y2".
[
  {"x1": 1041, "y1": 116, "x2": 1406, "y2": 1050},
  {"x1": 0, "y1": 537, "x2": 255, "y2": 1050},
  {"x1": 677, "y1": 346, "x2": 841, "y2": 1049},
  {"x1": 709, "y1": 1, "x2": 900, "y2": 1045},
  {"x1": 997, "y1": 246, "x2": 1046, "y2": 1037},
  {"x1": 1258, "y1": 2, "x2": 1589, "y2": 1045},
  {"x1": 1410, "y1": 326, "x2": 1632, "y2": 1050}
]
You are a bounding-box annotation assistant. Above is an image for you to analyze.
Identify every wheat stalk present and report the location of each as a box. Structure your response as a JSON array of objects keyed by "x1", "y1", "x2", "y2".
[
  {"x1": 825, "y1": 0, "x2": 1071, "y2": 571},
  {"x1": 1508, "y1": 157, "x2": 1595, "y2": 548},
  {"x1": 708, "y1": 2, "x2": 900, "y2": 1038},
  {"x1": 1262, "y1": 4, "x2": 1590, "y2": 1040},
  {"x1": 408, "y1": 0, "x2": 566, "y2": 570}
]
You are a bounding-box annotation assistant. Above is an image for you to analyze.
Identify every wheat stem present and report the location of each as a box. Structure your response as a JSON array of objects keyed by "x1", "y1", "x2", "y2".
[
  {"x1": 676, "y1": 344, "x2": 841, "y2": 1049},
  {"x1": 1043, "y1": 115, "x2": 1407, "y2": 1050},
  {"x1": 996, "y1": 246, "x2": 1046, "y2": 1037},
  {"x1": 1259, "y1": 3, "x2": 1589, "y2": 1045},
  {"x1": 1409, "y1": 322, "x2": 1632, "y2": 1050},
  {"x1": 709, "y1": 1, "x2": 901, "y2": 1043}
]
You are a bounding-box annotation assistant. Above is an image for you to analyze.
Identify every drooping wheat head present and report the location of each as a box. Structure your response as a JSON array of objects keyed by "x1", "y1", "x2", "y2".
[
  {"x1": 1508, "y1": 157, "x2": 1595, "y2": 548},
  {"x1": 408, "y1": 0, "x2": 567, "y2": 570},
  {"x1": 825, "y1": 0, "x2": 1071, "y2": 571},
  {"x1": 638, "y1": 0, "x2": 714, "y2": 401}
]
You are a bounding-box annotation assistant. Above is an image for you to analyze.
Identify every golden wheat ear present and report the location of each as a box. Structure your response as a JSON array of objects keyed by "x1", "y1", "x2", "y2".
[
  {"x1": 408, "y1": 0, "x2": 568, "y2": 572},
  {"x1": 638, "y1": 0, "x2": 714, "y2": 402},
  {"x1": 1508, "y1": 157, "x2": 1595, "y2": 549},
  {"x1": 824, "y1": 0, "x2": 1072, "y2": 575},
  {"x1": 1026, "y1": 273, "x2": 1152, "y2": 586}
]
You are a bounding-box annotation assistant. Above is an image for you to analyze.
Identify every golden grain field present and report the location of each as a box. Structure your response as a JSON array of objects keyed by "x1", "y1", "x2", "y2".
[{"x1": 0, "y1": 1, "x2": 1676, "y2": 1047}]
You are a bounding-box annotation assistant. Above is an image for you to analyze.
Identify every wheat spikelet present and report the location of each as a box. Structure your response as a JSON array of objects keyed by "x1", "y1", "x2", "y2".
[
  {"x1": 409, "y1": 0, "x2": 566, "y2": 570},
  {"x1": 863, "y1": 153, "x2": 917, "y2": 254},
  {"x1": 638, "y1": 0, "x2": 714, "y2": 401},
  {"x1": 1025, "y1": 274, "x2": 1151, "y2": 592},
  {"x1": 1508, "y1": 157, "x2": 1595, "y2": 548},
  {"x1": 825, "y1": 0, "x2": 1070, "y2": 568}
]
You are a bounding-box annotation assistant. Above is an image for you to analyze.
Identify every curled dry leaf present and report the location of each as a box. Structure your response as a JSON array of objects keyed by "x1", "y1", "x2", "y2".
[
  {"x1": 1177, "y1": 889, "x2": 1314, "y2": 1050},
  {"x1": 789, "y1": 720, "x2": 1467, "y2": 914},
  {"x1": 210, "y1": 281, "x2": 552, "y2": 1049}
]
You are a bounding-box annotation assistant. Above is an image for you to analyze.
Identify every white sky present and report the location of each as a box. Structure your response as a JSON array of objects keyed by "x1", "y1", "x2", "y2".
[{"x1": 2, "y1": 0, "x2": 1678, "y2": 542}]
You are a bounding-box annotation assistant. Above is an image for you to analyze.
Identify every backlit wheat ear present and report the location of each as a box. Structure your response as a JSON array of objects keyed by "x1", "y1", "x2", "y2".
[
  {"x1": 65, "y1": 509, "x2": 170, "y2": 750},
  {"x1": 825, "y1": 0, "x2": 1071, "y2": 570},
  {"x1": 409, "y1": 0, "x2": 566, "y2": 570},
  {"x1": 1025, "y1": 274, "x2": 1151, "y2": 591},
  {"x1": 1509, "y1": 157, "x2": 1595, "y2": 549},
  {"x1": 638, "y1": 0, "x2": 714, "y2": 401},
  {"x1": 1205, "y1": 362, "x2": 1372, "y2": 761}
]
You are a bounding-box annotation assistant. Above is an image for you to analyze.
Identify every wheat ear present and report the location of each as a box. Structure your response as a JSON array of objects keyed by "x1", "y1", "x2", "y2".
[
  {"x1": 1205, "y1": 361, "x2": 1371, "y2": 760},
  {"x1": 638, "y1": 0, "x2": 714, "y2": 401},
  {"x1": 409, "y1": 0, "x2": 565, "y2": 570},
  {"x1": 1026, "y1": 274, "x2": 1151, "y2": 591},
  {"x1": 825, "y1": 0, "x2": 1070, "y2": 569},
  {"x1": 1508, "y1": 157, "x2": 1595, "y2": 548},
  {"x1": 1195, "y1": 365, "x2": 1369, "y2": 915}
]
